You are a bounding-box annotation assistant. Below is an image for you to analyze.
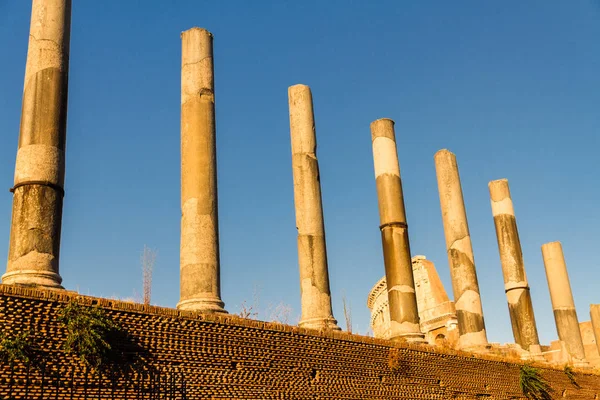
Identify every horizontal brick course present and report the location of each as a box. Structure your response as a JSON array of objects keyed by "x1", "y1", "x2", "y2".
[{"x1": 1, "y1": 284, "x2": 599, "y2": 399}]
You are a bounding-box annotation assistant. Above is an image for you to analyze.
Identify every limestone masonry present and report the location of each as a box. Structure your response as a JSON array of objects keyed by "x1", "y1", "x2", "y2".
[
  {"x1": 178, "y1": 27, "x2": 226, "y2": 313},
  {"x1": 370, "y1": 119, "x2": 424, "y2": 342},
  {"x1": 489, "y1": 179, "x2": 541, "y2": 355},
  {"x1": 3, "y1": 0, "x2": 71, "y2": 289},
  {"x1": 434, "y1": 149, "x2": 487, "y2": 349},
  {"x1": 288, "y1": 84, "x2": 339, "y2": 331},
  {"x1": 367, "y1": 255, "x2": 459, "y2": 347},
  {"x1": 542, "y1": 241, "x2": 588, "y2": 367}
]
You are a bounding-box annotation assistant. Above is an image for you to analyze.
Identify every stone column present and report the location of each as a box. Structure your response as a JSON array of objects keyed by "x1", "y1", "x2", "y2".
[
  {"x1": 488, "y1": 179, "x2": 540, "y2": 353},
  {"x1": 371, "y1": 119, "x2": 423, "y2": 341},
  {"x1": 434, "y1": 150, "x2": 487, "y2": 348},
  {"x1": 590, "y1": 305, "x2": 600, "y2": 356},
  {"x1": 288, "y1": 85, "x2": 338, "y2": 330},
  {"x1": 2, "y1": 0, "x2": 72, "y2": 288},
  {"x1": 541, "y1": 241, "x2": 586, "y2": 365},
  {"x1": 177, "y1": 28, "x2": 225, "y2": 313}
]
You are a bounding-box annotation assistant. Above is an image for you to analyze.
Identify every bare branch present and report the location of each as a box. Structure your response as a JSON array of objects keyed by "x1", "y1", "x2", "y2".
[
  {"x1": 267, "y1": 301, "x2": 293, "y2": 324},
  {"x1": 141, "y1": 245, "x2": 157, "y2": 305},
  {"x1": 342, "y1": 290, "x2": 352, "y2": 333},
  {"x1": 237, "y1": 300, "x2": 258, "y2": 319},
  {"x1": 236, "y1": 283, "x2": 261, "y2": 320}
]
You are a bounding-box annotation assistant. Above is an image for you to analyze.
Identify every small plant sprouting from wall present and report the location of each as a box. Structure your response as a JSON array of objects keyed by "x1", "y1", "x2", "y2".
[
  {"x1": 387, "y1": 348, "x2": 408, "y2": 375},
  {"x1": 0, "y1": 331, "x2": 33, "y2": 366},
  {"x1": 58, "y1": 301, "x2": 122, "y2": 370},
  {"x1": 564, "y1": 365, "x2": 580, "y2": 388},
  {"x1": 236, "y1": 284, "x2": 260, "y2": 319},
  {"x1": 388, "y1": 348, "x2": 401, "y2": 371},
  {"x1": 519, "y1": 364, "x2": 554, "y2": 400}
]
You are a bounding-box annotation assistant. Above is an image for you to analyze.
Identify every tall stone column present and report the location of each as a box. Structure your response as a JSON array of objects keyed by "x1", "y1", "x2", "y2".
[
  {"x1": 590, "y1": 305, "x2": 600, "y2": 356},
  {"x1": 288, "y1": 84, "x2": 338, "y2": 330},
  {"x1": 178, "y1": 27, "x2": 225, "y2": 313},
  {"x1": 488, "y1": 179, "x2": 540, "y2": 353},
  {"x1": 433, "y1": 150, "x2": 487, "y2": 348},
  {"x1": 3, "y1": 0, "x2": 72, "y2": 288},
  {"x1": 371, "y1": 119, "x2": 423, "y2": 342},
  {"x1": 541, "y1": 241, "x2": 586, "y2": 365}
]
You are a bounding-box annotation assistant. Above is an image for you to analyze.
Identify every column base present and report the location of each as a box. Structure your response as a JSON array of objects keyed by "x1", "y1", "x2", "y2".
[
  {"x1": 1, "y1": 269, "x2": 63, "y2": 289},
  {"x1": 572, "y1": 359, "x2": 590, "y2": 368},
  {"x1": 177, "y1": 297, "x2": 227, "y2": 313},
  {"x1": 388, "y1": 321, "x2": 426, "y2": 343},
  {"x1": 390, "y1": 332, "x2": 427, "y2": 343},
  {"x1": 458, "y1": 344, "x2": 492, "y2": 355},
  {"x1": 457, "y1": 330, "x2": 488, "y2": 351},
  {"x1": 523, "y1": 344, "x2": 547, "y2": 362},
  {"x1": 299, "y1": 316, "x2": 341, "y2": 331}
]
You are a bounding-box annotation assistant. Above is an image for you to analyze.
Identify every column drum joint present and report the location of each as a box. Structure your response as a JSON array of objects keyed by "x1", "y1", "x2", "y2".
[{"x1": 10, "y1": 181, "x2": 65, "y2": 197}]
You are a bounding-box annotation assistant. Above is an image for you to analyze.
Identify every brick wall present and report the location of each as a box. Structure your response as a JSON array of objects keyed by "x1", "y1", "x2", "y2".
[{"x1": 1, "y1": 284, "x2": 599, "y2": 399}]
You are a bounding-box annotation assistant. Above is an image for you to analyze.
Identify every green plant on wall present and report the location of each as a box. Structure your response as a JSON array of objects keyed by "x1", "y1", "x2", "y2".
[
  {"x1": 0, "y1": 331, "x2": 33, "y2": 366},
  {"x1": 57, "y1": 301, "x2": 122, "y2": 370},
  {"x1": 519, "y1": 364, "x2": 554, "y2": 400},
  {"x1": 564, "y1": 365, "x2": 580, "y2": 388}
]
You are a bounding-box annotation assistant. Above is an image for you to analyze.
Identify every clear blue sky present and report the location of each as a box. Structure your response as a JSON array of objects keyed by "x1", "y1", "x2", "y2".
[{"x1": 1, "y1": 1, "x2": 598, "y2": 345}]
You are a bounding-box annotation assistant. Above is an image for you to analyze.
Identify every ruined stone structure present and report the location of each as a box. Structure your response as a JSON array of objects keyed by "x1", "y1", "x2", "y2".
[
  {"x1": 488, "y1": 179, "x2": 541, "y2": 354},
  {"x1": 2, "y1": 0, "x2": 71, "y2": 288},
  {"x1": 542, "y1": 241, "x2": 587, "y2": 366},
  {"x1": 368, "y1": 256, "x2": 459, "y2": 346},
  {"x1": 545, "y1": 321, "x2": 600, "y2": 368},
  {"x1": 591, "y1": 304, "x2": 600, "y2": 355},
  {"x1": 411, "y1": 256, "x2": 459, "y2": 346},
  {"x1": 368, "y1": 278, "x2": 392, "y2": 339},
  {"x1": 178, "y1": 27, "x2": 226, "y2": 313},
  {"x1": 434, "y1": 150, "x2": 487, "y2": 349},
  {"x1": 580, "y1": 321, "x2": 600, "y2": 367},
  {"x1": 287, "y1": 85, "x2": 339, "y2": 330},
  {"x1": 370, "y1": 119, "x2": 424, "y2": 342},
  {"x1": 3, "y1": 285, "x2": 600, "y2": 399},
  {"x1": 2, "y1": 4, "x2": 599, "y2": 398}
]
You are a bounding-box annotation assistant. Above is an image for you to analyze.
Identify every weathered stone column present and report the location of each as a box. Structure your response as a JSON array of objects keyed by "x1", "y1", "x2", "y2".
[
  {"x1": 488, "y1": 179, "x2": 540, "y2": 353},
  {"x1": 288, "y1": 85, "x2": 339, "y2": 330},
  {"x1": 371, "y1": 119, "x2": 423, "y2": 341},
  {"x1": 434, "y1": 150, "x2": 487, "y2": 348},
  {"x1": 2, "y1": 0, "x2": 72, "y2": 288},
  {"x1": 541, "y1": 241, "x2": 586, "y2": 365},
  {"x1": 177, "y1": 28, "x2": 225, "y2": 313},
  {"x1": 590, "y1": 305, "x2": 600, "y2": 356}
]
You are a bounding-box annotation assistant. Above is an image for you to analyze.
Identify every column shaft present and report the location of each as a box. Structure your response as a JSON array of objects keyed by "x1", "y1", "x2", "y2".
[
  {"x1": 590, "y1": 305, "x2": 600, "y2": 356},
  {"x1": 489, "y1": 179, "x2": 540, "y2": 352},
  {"x1": 434, "y1": 150, "x2": 487, "y2": 348},
  {"x1": 178, "y1": 28, "x2": 225, "y2": 313},
  {"x1": 288, "y1": 84, "x2": 338, "y2": 330},
  {"x1": 541, "y1": 241, "x2": 586, "y2": 364},
  {"x1": 3, "y1": 0, "x2": 72, "y2": 288},
  {"x1": 371, "y1": 119, "x2": 423, "y2": 341}
]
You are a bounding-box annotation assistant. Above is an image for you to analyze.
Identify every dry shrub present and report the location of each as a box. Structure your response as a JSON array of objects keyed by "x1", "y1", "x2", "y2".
[{"x1": 388, "y1": 348, "x2": 406, "y2": 373}]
